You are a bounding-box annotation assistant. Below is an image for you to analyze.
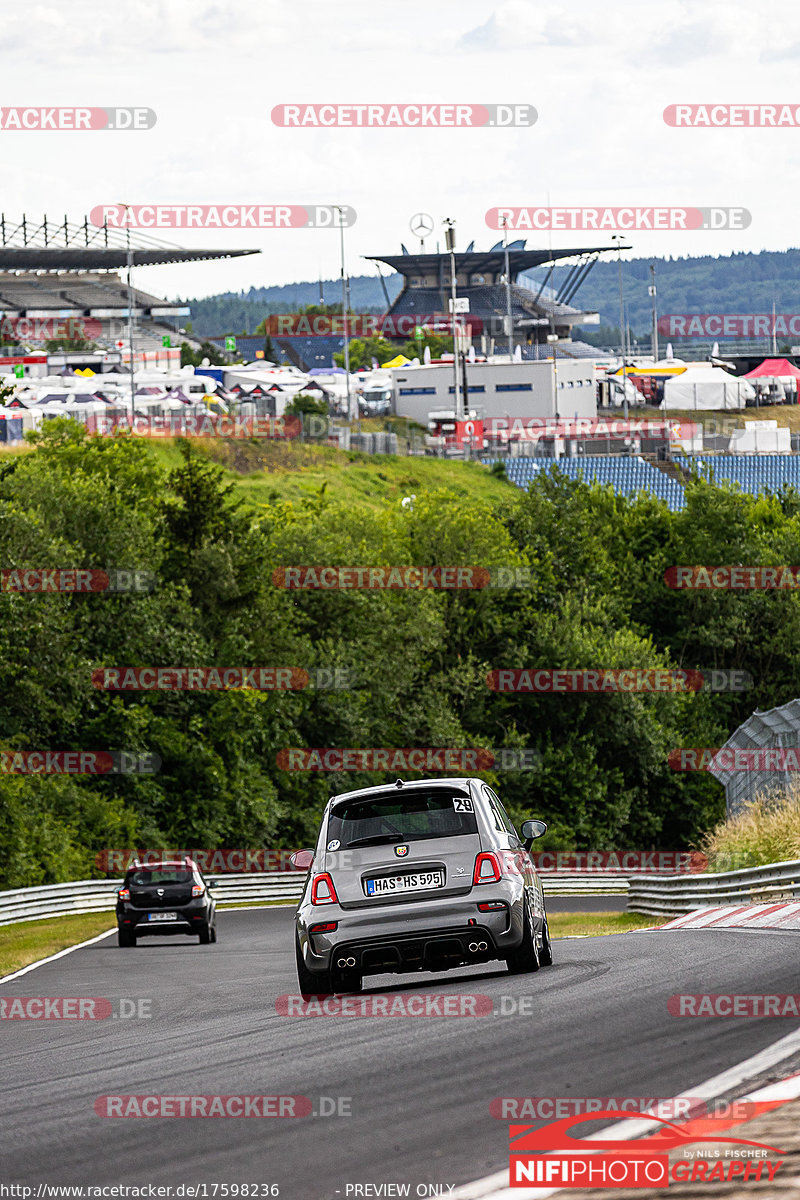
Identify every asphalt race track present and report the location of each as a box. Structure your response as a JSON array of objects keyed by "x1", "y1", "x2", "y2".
[{"x1": 2, "y1": 907, "x2": 799, "y2": 1196}]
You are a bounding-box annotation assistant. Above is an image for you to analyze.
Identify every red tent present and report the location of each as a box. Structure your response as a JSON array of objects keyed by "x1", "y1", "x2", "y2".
[{"x1": 743, "y1": 358, "x2": 800, "y2": 380}]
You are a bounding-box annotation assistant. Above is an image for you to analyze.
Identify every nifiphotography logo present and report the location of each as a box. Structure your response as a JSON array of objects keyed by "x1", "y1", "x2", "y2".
[{"x1": 508, "y1": 1109, "x2": 785, "y2": 1188}]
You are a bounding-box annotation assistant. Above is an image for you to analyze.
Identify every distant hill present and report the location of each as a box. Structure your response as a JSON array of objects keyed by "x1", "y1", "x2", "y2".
[
  {"x1": 181, "y1": 248, "x2": 800, "y2": 338},
  {"x1": 563, "y1": 248, "x2": 800, "y2": 336},
  {"x1": 180, "y1": 275, "x2": 402, "y2": 337}
]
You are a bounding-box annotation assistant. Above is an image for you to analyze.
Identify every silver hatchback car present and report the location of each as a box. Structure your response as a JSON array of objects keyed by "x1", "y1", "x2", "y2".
[{"x1": 292, "y1": 776, "x2": 553, "y2": 995}]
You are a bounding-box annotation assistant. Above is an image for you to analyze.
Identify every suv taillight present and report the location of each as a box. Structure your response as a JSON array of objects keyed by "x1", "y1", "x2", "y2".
[
  {"x1": 311, "y1": 873, "x2": 339, "y2": 905},
  {"x1": 192, "y1": 884, "x2": 204, "y2": 897},
  {"x1": 473, "y1": 852, "x2": 502, "y2": 885},
  {"x1": 117, "y1": 888, "x2": 130, "y2": 901}
]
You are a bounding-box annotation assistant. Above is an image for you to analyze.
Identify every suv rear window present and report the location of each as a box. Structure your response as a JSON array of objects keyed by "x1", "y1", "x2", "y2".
[
  {"x1": 127, "y1": 869, "x2": 193, "y2": 886},
  {"x1": 327, "y1": 790, "x2": 478, "y2": 847}
]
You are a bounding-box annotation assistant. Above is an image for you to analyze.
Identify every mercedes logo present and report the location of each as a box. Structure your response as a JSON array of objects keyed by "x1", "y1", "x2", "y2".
[{"x1": 410, "y1": 212, "x2": 435, "y2": 238}]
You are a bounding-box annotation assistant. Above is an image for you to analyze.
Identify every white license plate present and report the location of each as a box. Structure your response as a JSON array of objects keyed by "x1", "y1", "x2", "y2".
[
  {"x1": 365, "y1": 870, "x2": 444, "y2": 897},
  {"x1": 148, "y1": 911, "x2": 179, "y2": 922}
]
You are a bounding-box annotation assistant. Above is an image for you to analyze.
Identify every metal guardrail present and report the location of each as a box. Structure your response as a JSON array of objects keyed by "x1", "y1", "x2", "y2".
[
  {"x1": 539, "y1": 874, "x2": 629, "y2": 895},
  {"x1": 0, "y1": 873, "x2": 305, "y2": 927},
  {"x1": 0, "y1": 870, "x2": 631, "y2": 926},
  {"x1": 627, "y1": 859, "x2": 800, "y2": 916}
]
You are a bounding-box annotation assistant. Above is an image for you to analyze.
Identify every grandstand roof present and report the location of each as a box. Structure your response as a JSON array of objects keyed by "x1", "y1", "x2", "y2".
[
  {"x1": 366, "y1": 245, "x2": 624, "y2": 278},
  {"x1": 0, "y1": 247, "x2": 257, "y2": 271},
  {"x1": 0, "y1": 215, "x2": 259, "y2": 271}
]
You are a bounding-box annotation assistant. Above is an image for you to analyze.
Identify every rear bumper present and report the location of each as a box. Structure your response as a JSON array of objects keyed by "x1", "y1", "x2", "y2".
[
  {"x1": 298, "y1": 889, "x2": 528, "y2": 975},
  {"x1": 117, "y1": 900, "x2": 214, "y2": 936}
]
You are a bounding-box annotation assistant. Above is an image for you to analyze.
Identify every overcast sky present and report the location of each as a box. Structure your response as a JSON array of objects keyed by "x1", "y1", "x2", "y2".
[{"x1": 8, "y1": 0, "x2": 800, "y2": 300}]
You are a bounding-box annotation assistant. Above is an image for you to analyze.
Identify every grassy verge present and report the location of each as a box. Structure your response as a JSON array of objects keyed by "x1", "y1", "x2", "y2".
[
  {"x1": 699, "y1": 782, "x2": 800, "y2": 869},
  {"x1": 0, "y1": 436, "x2": 510, "y2": 512},
  {"x1": 0, "y1": 912, "x2": 114, "y2": 979},
  {"x1": 549, "y1": 911, "x2": 658, "y2": 937},
  {"x1": 0, "y1": 907, "x2": 655, "y2": 978},
  {"x1": 187, "y1": 440, "x2": 510, "y2": 510}
]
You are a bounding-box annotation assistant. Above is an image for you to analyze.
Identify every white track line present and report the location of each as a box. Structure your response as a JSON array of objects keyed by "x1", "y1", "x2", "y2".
[
  {"x1": 0, "y1": 927, "x2": 116, "y2": 985},
  {"x1": 451, "y1": 1028, "x2": 800, "y2": 1199}
]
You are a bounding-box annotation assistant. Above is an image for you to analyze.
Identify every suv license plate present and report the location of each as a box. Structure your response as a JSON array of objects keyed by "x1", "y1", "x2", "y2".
[
  {"x1": 365, "y1": 870, "x2": 444, "y2": 897},
  {"x1": 148, "y1": 912, "x2": 179, "y2": 922}
]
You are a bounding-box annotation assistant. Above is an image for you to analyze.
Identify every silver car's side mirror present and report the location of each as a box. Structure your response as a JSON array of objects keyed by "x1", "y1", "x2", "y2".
[
  {"x1": 290, "y1": 849, "x2": 314, "y2": 870},
  {"x1": 521, "y1": 819, "x2": 547, "y2": 841}
]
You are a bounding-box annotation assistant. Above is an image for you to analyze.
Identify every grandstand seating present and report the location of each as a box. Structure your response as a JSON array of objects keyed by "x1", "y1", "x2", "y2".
[
  {"x1": 676, "y1": 454, "x2": 800, "y2": 495},
  {"x1": 485, "y1": 455, "x2": 687, "y2": 511},
  {"x1": 506, "y1": 341, "x2": 600, "y2": 360},
  {"x1": 488, "y1": 453, "x2": 800, "y2": 508},
  {"x1": 386, "y1": 288, "x2": 446, "y2": 316},
  {"x1": 0, "y1": 274, "x2": 179, "y2": 313}
]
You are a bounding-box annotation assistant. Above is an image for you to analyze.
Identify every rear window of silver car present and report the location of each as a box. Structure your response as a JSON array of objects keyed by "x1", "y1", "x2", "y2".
[{"x1": 327, "y1": 790, "x2": 478, "y2": 846}]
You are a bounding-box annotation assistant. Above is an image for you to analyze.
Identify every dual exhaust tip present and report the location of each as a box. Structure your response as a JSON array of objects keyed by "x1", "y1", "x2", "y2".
[{"x1": 336, "y1": 943, "x2": 487, "y2": 967}]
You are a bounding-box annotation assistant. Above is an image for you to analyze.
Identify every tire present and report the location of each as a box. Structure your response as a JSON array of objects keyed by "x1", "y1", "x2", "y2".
[
  {"x1": 539, "y1": 915, "x2": 554, "y2": 966},
  {"x1": 210, "y1": 924, "x2": 217, "y2": 943},
  {"x1": 295, "y1": 935, "x2": 333, "y2": 997},
  {"x1": 117, "y1": 928, "x2": 135, "y2": 948},
  {"x1": 198, "y1": 924, "x2": 211, "y2": 945},
  {"x1": 506, "y1": 898, "x2": 541, "y2": 974}
]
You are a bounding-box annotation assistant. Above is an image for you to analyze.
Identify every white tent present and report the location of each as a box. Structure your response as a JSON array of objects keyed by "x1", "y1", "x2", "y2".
[
  {"x1": 663, "y1": 366, "x2": 755, "y2": 410},
  {"x1": 728, "y1": 420, "x2": 792, "y2": 454}
]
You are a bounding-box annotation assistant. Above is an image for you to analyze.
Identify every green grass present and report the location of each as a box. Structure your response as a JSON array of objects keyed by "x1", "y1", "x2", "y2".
[
  {"x1": 0, "y1": 436, "x2": 511, "y2": 512},
  {"x1": 0, "y1": 907, "x2": 655, "y2": 978},
  {"x1": 549, "y1": 911, "x2": 658, "y2": 937},
  {"x1": 0, "y1": 912, "x2": 114, "y2": 978},
  {"x1": 188, "y1": 440, "x2": 512, "y2": 511},
  {"x1": 700, "y1": 783, "x2": 800, "y2": 870}
]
